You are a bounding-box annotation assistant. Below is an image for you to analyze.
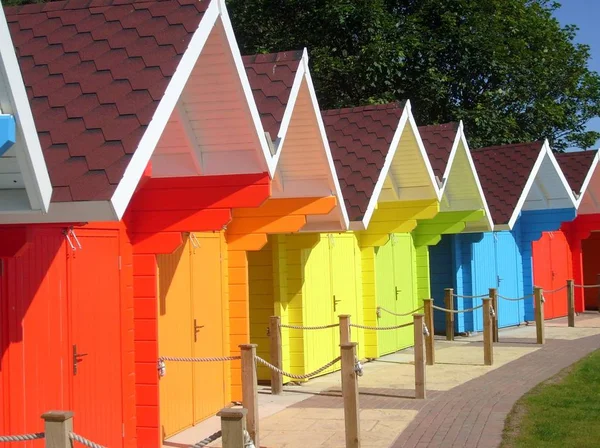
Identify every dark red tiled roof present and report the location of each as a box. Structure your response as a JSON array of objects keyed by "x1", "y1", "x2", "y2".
[
  {"x1": 243, "y1": 50, "x2": 302, "y2": 141},
  {"x1": 322, "y1": 102, "x2": 406, "y2": 222},
  {"x1": 418, "y1": 122, "x2": 459, "y2": 179},
  {"x1": 471, "y1": 142, "x2": 543, "y2": 225},
  {"x1": 5, "y1": 0, "x2": 210, "y2": 202},
  {"x1": 556, "y1": 150, "x2": 598, "y2": 196}
]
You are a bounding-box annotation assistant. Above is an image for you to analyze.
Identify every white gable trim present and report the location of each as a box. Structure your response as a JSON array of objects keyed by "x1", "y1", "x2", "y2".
[
  {"x1": 506, "y1": 139, "x2": 577, "y2": 229},
  {"x1": 574, "y1": 150, "x2": 600, "y2": 209},
  {"x1": 110, "y1": 0, "x2": 274, "y2": 220},
  {"x1": 0, "y1": 6, "x2": 51, "y2": 213}
]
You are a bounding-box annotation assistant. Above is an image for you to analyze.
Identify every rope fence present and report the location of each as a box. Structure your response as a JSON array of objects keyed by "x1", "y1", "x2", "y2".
[
  {"x1": 255, "y1": 355, "x2": 341, "y2": 380},
  {"x1": 574, "y1": 283, "x2": 600, "y2": 289},
  {"x1": 377, "y1": 305, "x2": 423, "y2": 317},
  {"x1": 193, "y1": 430, "x2": 223, "y2": 447},
  {"x1": 279, "y1": 322, "x2": 339, "y2": 330},
  {"x1": 432, "y1": 303, "x2": 483, "y2": 313},
  {"x1": 349, "y1": 321, "x2": 414, "y2": 331},
  {"x1": 159, "y1": 355, "x2": 241, "y2": 362},
  {"x1": 452, "y1": 293, "x2": 489, "y2": 299},
  {"x1": 497, "y1": 293, "x2": 533, "y2": 302},
  {"x1": 543, "y1": 285, "x2": 567, "y2": 294},
  {"x1": 0, "y1": 433, "x2": 45, "y2": 443},
  {"x1": 69, "y1": 432, "x2": 106, "y2": 448}
]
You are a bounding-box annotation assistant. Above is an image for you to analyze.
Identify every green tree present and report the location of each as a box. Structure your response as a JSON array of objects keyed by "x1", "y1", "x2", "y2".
[{"x1": 227, "y1": 0, "x2": 600, "y2": 150}]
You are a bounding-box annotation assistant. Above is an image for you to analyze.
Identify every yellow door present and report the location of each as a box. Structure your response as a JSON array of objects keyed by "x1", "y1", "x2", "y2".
[
  {"x1": 190, "y1": 233, "x2": 227, "y2": 422},
  {"x1": 158, "y1": 233, "x2": 227, "y2": 438},
  {"x1": 392, "y1": 234, "x2": 417, "y2": 350},
  {"x1": 158, "y1": 242, "x2": 194, "y2": 438}
]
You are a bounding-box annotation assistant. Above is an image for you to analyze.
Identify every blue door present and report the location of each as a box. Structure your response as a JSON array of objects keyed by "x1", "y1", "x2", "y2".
[{"x1": 494, "y1": 232, "x2": 524, "y2": 327}]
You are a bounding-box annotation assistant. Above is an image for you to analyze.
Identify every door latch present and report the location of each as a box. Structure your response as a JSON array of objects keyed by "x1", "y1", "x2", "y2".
[
  {"x1": 395, "y1": 286, "x2": 401, "y2": 300},
  {"x1": 73, "y1": 345, "x2": 88, "y2": 375},
  {"x1": 193, "y1": 319, "x2": 204, "y2": 342},
  {"x1": 333, "y1": 295, "x2": 341, "y2": 312}
]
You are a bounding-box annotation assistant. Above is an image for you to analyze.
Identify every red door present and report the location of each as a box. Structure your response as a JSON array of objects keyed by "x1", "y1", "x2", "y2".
[
  {"x1": 582, "y1": 232, "x2": 600, "y2": 310},
  {"x1": 69, "y1": 230, "x2": 124, "y2": 447}
]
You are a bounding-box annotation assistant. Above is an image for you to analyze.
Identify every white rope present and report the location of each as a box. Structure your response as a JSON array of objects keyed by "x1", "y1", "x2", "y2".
[
  {"x1": 544, "y1": 285, "x2": 567, "y2": 294},
  {"x1": 498, "y1": 294, "x2": 533, "y2": 302},
  {"x1": 0, "y1": 433, "x2": 44, "y2": 442},
  {"x1": 193, "y1": 430, "x2": 223, "y2": 447},
  {"x1": 350, "y1": 321, "x2": 414, "y2": 331},
  {"x1": 432, "y1": 304, "x2": 483, "y2": 313},
  {"x1": 69, "y1": 432, "x2": 106, "y2": 448},
  {"x1": 244, "y1": 430, "x2": 256, "y2": 448},
  {"x1": 159, "y1": 356, "x2": 241, "y2": 362},
  {"x1": 377, "y1": 306, "x2": 424, "y2": 317},
  {"x1": 255, "y1": 355, "x2": 341, "y2": 380},
  {"x1": 452, "y1": 293, "x2": 489, "y2": 299},
  {"x1": 574, "y1": 284, "x2": 600, "y2": 289},
  {"x1": 279, "y1": 323, "x2": 339, "y2": 330}
]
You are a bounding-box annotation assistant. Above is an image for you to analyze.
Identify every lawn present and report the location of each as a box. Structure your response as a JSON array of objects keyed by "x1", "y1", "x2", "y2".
[{"x1": 502, "y1": 349, "x2": 600, "y2": 448}]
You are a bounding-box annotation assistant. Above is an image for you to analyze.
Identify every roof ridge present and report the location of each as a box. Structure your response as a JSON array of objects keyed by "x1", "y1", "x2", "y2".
[
  {"x1": 474, "y1": 140, "x2": 544, "y2": 152},
  {"x1": 418, "y1": 121, "x2": 459, "y2": 130},
  {"x1": 242, "y1": 50, "x2": 304, "y2": 65},
  {"x1": 322, "y1": 101, "x2": 406, "y2": 116},
  {"x1": 4, "y1": 0, "x2": 178, "y2": 16}
]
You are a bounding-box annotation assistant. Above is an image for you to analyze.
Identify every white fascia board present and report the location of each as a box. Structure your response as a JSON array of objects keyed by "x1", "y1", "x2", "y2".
[
  {"x1": 303, "y1": 49, "x2": 350, "y2": 230},
  {"x1": 359, "y1": 105, "x2": 410, "y2": 229},
  {"x1": 0, "y1": 7, "x2": 51, "y2": 213},
  {"x1": 507, "y1": 139, "x2": 577, "y2": 229},
  {"x1": 218, "y1": 0, "x2": 275, "y2": 176},
  {"x1": 270, "y1": 55, "x2": 306, "y2": 168},
  {"x1": 455, "y1": 122, "x2": 493, "y2": 231},
  {"x1": 575, "y1": 149, "x2": 600, "y2": 209},
  {"x1": 437, "y1": 122, "x2": 462, "y2": 199},
  {"x1": 406, "y1": 105, "x2": 442, "y2": 202},
  {"x1": 0, "y1": 199, "x2": 114, "y2": 224},
  {"x1": 110, "y1": 1, "x2": 220, "y2": 220}
]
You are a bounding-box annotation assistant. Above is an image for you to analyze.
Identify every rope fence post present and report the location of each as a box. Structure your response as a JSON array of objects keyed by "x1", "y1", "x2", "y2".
[
  {"x1": 340, "y1": 342, "x2": 360, "y2": 448},
  {"x1": 217, "y1": 407, "x2": 247, "y2": 448},
  {"x1": 339, "y1": 314, "x2": 351, "y2": 345},
  {"x1": 269, "y1": 316, "x2": 283, "y2": 395},
  {"x1": 534, "y1": 287, "x2": 545, "y2": 344},
  {"x1": 42, "y1": 411, "x2": 73, "y2": 448},
  {"x1": 482, "y1": 298, "x2": 493, "y2": 366},
  {"x1": 567, "y1": 280, "x2": 575, "y2": 328},
  {"x1": 240, "y1": 344, "x2": 259, "y2": 447},
  {"x1": 444, "y1": 288, "x2": 454, "y2": 341},
  {"x1": 413, "y1": 314, "x2": 426, "y2": 399},
  {"x1": 597, "y1": 274, "x2": 600, "y2": 313},
  {"x1": 489, "y1": 288, "x2": 499, "y2": 342},
  {"x1": 423, "y1": 299, "x2": 435, "y2": 365}
]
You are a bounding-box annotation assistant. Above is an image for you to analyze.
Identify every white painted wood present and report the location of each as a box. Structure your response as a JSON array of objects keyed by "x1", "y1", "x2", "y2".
[
  {"x1": 0, "y1": 197, "x2": 115, "y2": 223},
  {"x1": 573, "y1": 150, "x2": 600, "y2": 212}
]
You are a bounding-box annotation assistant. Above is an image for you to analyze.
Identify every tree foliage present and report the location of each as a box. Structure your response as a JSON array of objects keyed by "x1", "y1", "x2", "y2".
[{"x1": 227, "y1": 0, "x2": 600, "y2": 150}]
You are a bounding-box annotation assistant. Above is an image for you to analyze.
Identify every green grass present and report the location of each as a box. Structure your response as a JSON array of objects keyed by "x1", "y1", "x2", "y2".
[{"x1": 502, "y1": 349, "x2": 600, "y2": 448}]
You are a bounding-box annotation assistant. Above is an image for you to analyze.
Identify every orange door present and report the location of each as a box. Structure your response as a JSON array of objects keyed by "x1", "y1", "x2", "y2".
[
  {"x1": 69, "y1": 230, "x2": 123, "y2": 447},
  {"x1": 549, "y1": 232, "x2": 571, "y2": 318},
  {"x1": 158, "y1": 234, "x2": 227, "y2": 439}
]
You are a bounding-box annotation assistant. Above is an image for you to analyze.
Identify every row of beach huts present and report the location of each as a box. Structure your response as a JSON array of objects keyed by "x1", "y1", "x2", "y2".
[{"x1": 1, "y1": 0, "x2": 600, "y2": 447}]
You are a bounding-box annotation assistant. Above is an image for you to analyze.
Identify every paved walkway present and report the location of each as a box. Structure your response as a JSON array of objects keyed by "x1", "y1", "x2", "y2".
[{"x1": 166, "y1": 313, "x2": 600, "y2": 448}]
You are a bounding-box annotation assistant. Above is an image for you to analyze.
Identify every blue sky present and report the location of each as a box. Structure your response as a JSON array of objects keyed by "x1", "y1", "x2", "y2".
[{"x1": 553, "y1": 0, "x2": 600, "y2": 149}]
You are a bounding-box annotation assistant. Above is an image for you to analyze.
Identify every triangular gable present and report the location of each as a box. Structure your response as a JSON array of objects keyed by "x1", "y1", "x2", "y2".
[
  {"x1": 420, "y1": 121, "x2": 493, "y2": 231},
  {"x1": 1, "y1": 0, "x2": 273, "y2": 223},
  {"x1": 323, "y1": 101, "x2": 439, "y2": 230},
  {"x1": 0, "y1": 5, "x2": 51, "y2": 214},
  {"x1": 243, "y1": 48, "x2": 348, "y2": 230},
  {"x1": 472, "y1": 140, "x2": 576, "y2": 230},
  {"x1": 556, "y1": 150, "x2": 600, "y2": 214}
]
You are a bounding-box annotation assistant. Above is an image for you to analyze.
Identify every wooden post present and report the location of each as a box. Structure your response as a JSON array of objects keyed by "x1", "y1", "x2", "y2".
[
  {"x1": 534, "y1": 287, "x2": 545, "y2": 345},
  {"x1": 489, "y1": 288, "x2": 499, "y2": 342},
  {"x1": 340, "y1": 342, "x2": 360, "y2": 448},
  {"x1": 240, "y1": 344, "x2": 259, "y2": 447},
  {"x1": 597, "y1": 274, "x2": 600, "y2": 313},
  {"x1": 339, "y1": 314, "x2": 351, "y2": 345},
  {"x1": 444, "y1": 288, "x2": 454, "y2": 341},
  {"x1": 482, "y1": 298, "x2": 493, "y2": 366},
  {"x1": 218, "y1": 407, "x2": 247, "y2": 448},
  {"x1": 567, "y1": 280, "x2": 575, "y2": 328},
  {"x1": 41, "y1": 411, "x2": 73, "y2": 448},
  {"x1": 413, "y1": 314, "x2": 426, "y2": 399},
  {"x1": 423, "y1": 299, "x2": 435, "y2": 365},
  {"x1": 269, "y1": 316, "x2": 283, "y2": 395}
]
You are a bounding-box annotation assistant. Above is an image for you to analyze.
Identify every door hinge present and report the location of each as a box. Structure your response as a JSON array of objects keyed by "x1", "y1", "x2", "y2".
[{"x1": 122, "y1": 423, "x2": 125, "y2": 438}]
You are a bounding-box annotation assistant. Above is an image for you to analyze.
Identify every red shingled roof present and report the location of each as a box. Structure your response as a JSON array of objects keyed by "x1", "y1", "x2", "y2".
[
  {"x1": 322, "y1": 102, "x2": 405, "y2": 222},
  {"x1": 5, "y1": 0, "x2": 210, "y2": 202},
  {"x1": 556, "y1": 150, "x2": 597, "y2": 196},
  {"x1": 418, "y1": 122, "x2": 459, "y2": 180},
  {"x1": 471, "y1": 142, "x2": 543, "y2": 225},
  {"x1": 243, "y1": 50, "x2": 303, "y2": 141}
]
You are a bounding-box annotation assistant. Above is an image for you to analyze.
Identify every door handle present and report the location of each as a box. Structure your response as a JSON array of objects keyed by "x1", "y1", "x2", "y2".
[
  {"x1": 73, "y1": 345, "x2": 88, "y2": 375},
  {"x1": 333, "y1": 295, "x2": 341, "y2": 312},
  {"x1": 395, "y1": 286, "x2": 401, "y2": 300},
  {"x1": 194, "y1": 319, "x2": 204, "y2": 342}
]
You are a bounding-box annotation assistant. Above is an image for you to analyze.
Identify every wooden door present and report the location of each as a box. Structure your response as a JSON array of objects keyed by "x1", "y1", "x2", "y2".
[
  {"x1": 69, "y1": 230, "x2": 123, "y2": 448},
  {"x1": 582, "y1": 232, "x2": 600, "y2": 310},
  {"x1": 392, "y1": 234, "x2": 416, "y2": 350},
  {"x1": 157, "y1": 241, "x2": 194, "y2": 438},
  {"x1": 301, "y1": 236, "x2": 335, "y2": 374},
  {"x1": 533, "y1": 233, "x2": 554, "y2": 316},
  {"x1": 375, "y1": 240, "x2": 397, "y2": 355},
  {"x1": 548, "y1": 232, "x2": 571, "y2": 318},
  {"x1": 494, "y1": 232, "x2": 522, "y2": 328},
  {"x1": 190, "y1": 233, "x2": 226, "y2": 423}
]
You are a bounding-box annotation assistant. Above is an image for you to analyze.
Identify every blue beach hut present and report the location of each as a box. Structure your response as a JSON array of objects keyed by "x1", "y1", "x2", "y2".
[{"x1": 429, "y1": 141, "x2": 577, "y2": 333}]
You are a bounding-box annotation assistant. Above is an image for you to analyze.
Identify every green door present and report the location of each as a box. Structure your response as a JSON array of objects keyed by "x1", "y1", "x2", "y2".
[{"x1": 392, "y1": 234, "x2": 416, "y2": 350}]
